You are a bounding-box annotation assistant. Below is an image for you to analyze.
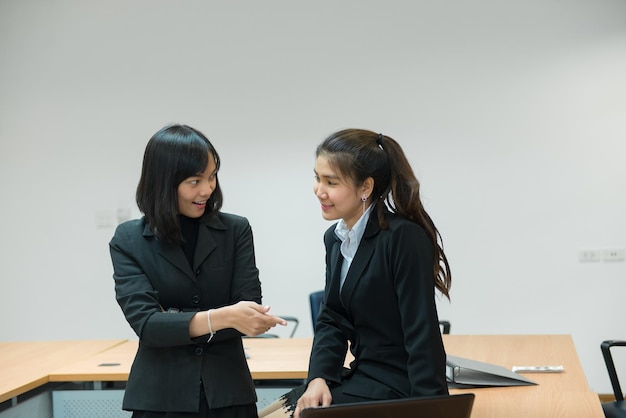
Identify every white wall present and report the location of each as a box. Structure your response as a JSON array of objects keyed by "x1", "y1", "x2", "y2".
[{"x1": 1, "y1": 0, "x2": 625, "y2": 394}]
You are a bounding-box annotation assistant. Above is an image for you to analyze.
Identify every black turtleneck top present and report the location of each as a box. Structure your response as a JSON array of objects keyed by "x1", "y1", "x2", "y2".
[{"x1": 179, "y1": 215, "x2": 200, "y2": 268}]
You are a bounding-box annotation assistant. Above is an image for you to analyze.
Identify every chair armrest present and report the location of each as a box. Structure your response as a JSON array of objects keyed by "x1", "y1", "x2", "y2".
[
  {"x1": 280, "y1": 316, "x2": 300, "y2": 338},
  {"x1": 601, "y1": 340, "x2": 626, "y2": 401}
]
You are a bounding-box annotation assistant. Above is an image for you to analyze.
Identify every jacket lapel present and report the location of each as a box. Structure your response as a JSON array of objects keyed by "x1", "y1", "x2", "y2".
[
  {"x1": 193, "y1": 212, "x2": 225, "y2": 272},
  {"x1": 328, "y1": 234, "x2": 342, "y2": 285},
  {"x1": 340, "y1": 214, "x2": 380, "y2": 309},
  {"x1": 143, "y1": 223, "x2": 196, "y2": 280},
  {"x1": 145, "y1": 213, "x2": 224, "y2": 281},
  {"x1": 326, "y1": 234, "x2": 350, "y2": 318}
]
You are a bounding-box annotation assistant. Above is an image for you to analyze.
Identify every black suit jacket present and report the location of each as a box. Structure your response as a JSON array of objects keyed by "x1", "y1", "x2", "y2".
[
  {"x1": 307, "y1": 211, "x2": 448, "y2": 400},
  {"x1": 109, "y1": 212, "x2": 260, "y2": 412}
]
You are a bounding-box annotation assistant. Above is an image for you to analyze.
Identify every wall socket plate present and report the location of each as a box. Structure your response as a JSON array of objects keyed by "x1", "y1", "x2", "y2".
[
  {"x1": 95, "y1": 210, "x2": 116, "y2": 228},
  {"x1": 578, "y1": 250, "x2": 601, "y2": 262},
  {"x1": 578, "y1": 249, "x2": 625, "y2": 262},
  {"x1": 603, "y1": 249, "x2": 625, "y2": 262}
]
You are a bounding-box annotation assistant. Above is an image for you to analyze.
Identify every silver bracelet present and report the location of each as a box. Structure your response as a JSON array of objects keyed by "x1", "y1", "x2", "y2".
[{"x1": 207, "y1": 309, "x2": 215, "y2": 343}]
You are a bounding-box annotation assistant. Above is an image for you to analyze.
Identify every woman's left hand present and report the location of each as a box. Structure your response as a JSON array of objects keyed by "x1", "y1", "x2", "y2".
[{"x1": 293, "y1": 378, "x2": 332, "y2": 418}]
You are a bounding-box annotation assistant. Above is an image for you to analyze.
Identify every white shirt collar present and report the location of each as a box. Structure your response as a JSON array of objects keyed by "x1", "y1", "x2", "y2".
[
  {"x1": 334, "y1": 204, "x2": 374, "y2": 289},
  {"x1": 334, "y1": 204, "x2": 374, "y2": 259}
]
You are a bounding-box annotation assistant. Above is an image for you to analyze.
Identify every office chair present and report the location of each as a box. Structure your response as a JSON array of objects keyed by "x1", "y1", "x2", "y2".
[
  {"x1": 309, "y1": 290, "x2": 324, "y2": 332},
  {"x1": 601, "y1": 340, "x2": 626, "y2": 417},
  {"x1": 439, "y1": 320, "x2": 451, "y2": 334}
]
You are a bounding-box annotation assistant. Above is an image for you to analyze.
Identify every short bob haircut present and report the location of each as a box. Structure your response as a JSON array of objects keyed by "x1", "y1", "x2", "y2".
[{"x1": 136, "y1": 124, "x2": 222, "y2": 244}]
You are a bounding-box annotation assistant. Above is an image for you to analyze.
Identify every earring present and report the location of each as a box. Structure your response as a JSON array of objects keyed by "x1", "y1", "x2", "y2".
[{"x1": 361, "y1": 195, "x2": 367, "y2": 202}]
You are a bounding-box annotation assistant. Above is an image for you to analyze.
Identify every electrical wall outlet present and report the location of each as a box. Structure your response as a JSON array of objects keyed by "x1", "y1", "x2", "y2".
[
  {"x1": 95, "y1": 210, "x2": 116, "y2": 228},
  {"x1": 603, "y1": 249, "x2": 625, "y2": 262},
  {"x1": 578, "y1": 250, "x2": 601, "y2": 262}
]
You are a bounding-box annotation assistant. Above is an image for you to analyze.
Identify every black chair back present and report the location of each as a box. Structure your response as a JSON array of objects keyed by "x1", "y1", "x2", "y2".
[
  {"x1": 601, "y1": 340, "x2": 626, "y2": 417},
  {"x1": 309, "y1": 290, "x2": 324, "y2": 332}
]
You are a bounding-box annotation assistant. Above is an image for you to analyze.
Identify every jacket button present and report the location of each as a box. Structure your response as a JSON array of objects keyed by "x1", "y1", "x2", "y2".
[
  {"x1": 194, "y1": 347, "x2": 203, "y2": 356},
  {"x1": 195, "y1": 269, "x2": 200, "y2": 275},
  {"x1": 192, "y1": 295, "x2": 200, "y2": 304}
]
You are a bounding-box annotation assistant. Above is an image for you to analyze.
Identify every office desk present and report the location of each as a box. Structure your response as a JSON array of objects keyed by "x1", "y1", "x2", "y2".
[
  {"x1": 48, "y1": 340, "x2": 137, "y2": 383},
  {"x1": 45, "y1": 335, "x2": 604, "y2": 418},
  {"x1": 241, "y1": 335, "x2": 604, "y2": 417},
  {"x1": 444, "y1": 335, "x2": 603, "y2": 418},
  {"x1": 0, "y1": 339, "x2": 126, "y2": 404},
  {"x1": 244, "y1": 337, "x2": 312, "y2": 380},
  {"x1": 48, "y1": 338, "x2": 313, "y2": 382}
]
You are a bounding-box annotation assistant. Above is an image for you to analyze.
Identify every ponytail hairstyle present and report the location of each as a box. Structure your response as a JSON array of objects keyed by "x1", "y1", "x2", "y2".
[
  {"x1": 136, "y1": 124, "x2": 223, "y2": 245},
  {"x1": 316, "y1": 128, "x2": 451, "y2": 299}
]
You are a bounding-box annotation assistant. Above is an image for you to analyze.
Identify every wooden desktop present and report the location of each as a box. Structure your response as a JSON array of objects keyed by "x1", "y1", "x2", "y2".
[
  {"x1": 0, "y1": 339, "x2": 125, "y2": 404},
  {"x1": 2, "y1": 335, "x2": 604, "y2": 417}
]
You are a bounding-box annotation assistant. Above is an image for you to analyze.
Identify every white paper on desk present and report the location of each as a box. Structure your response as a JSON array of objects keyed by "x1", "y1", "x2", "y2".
[{"x1": 446, "y1": 355, "x2": 537, "y2": 388}]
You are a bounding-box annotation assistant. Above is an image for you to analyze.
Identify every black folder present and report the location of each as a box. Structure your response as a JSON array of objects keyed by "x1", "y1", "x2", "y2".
[{"x1": 446, "y1": 354, "x2": 537, "y2": 388}]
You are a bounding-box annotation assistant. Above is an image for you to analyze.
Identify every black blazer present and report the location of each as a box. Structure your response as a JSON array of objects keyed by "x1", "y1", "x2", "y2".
[
  {"x1": 307, "y1": 211, "x2": 448, "y2": 400},
  {"x1": 109, "y1": 212, "x2": 260, "y2": 412}
]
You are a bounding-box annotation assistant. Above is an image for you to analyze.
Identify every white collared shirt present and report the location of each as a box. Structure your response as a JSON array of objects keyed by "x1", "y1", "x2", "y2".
[{"x1": 334, "y1": 204, "x2": 374, "y2": 289}]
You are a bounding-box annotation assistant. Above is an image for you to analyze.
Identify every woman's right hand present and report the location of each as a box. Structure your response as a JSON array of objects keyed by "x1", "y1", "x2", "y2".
[
  {"x1": 216, "y1": 301, "x2": 287, "y2": 337},
  {"x1": 293, "y1": 378, "x2": 332, "y2": 418}
]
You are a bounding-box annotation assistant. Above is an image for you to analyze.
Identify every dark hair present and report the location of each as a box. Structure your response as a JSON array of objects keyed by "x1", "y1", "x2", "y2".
[
  {"x1": 136, "y1": 124, "x2": 223, "y2": 244},
  {"x1": 316, "y1": 128, "x2": 451, "y2": 299}
]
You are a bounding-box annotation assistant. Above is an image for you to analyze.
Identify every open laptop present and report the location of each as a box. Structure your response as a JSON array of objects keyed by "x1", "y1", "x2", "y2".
[{"x1": 300, "y1": 393, "x2": 475, "y2": 418}]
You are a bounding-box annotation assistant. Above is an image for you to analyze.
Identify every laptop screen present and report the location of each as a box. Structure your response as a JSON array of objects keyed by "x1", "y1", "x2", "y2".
[{"x1": 300, "y1": 393, "x2": 475, "y2": 418}]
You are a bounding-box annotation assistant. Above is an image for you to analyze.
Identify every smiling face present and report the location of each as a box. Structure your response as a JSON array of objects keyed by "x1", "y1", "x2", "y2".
[
  {"x1": 313, "y1": 155, "x2": 372, "y2": 229},
  {"x1": 177, "y1": 152, "x2": 218, "y2": 218}
]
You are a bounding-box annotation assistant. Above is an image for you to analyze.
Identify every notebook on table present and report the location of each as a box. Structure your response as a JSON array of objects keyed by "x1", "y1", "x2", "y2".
[
  {"x1": 446, "y1": 354, "x2": 537, "y2": 388},
  {"x1": 300, "y1": 393, "x2": 475, "y2": 418}
]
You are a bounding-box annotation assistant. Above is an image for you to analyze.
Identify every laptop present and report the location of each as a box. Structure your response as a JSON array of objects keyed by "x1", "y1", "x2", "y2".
[{"x1": 300, "y1": 393, "x2": 475, "y2": 418}]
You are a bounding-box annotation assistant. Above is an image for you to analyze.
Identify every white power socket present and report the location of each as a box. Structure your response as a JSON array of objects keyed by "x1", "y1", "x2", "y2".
[
  {"x1": 578, "y1": 250, "x2": 601, "y2": 262},
  {"x1": 578, "y1": 249, "x2": 625, "y2": 262},
  {"x1": 603, "y1": 249, "x2": 625, "y2": 262},
  {"x1": 95, "y1": 210, "x2": 116, "y2": 228}
]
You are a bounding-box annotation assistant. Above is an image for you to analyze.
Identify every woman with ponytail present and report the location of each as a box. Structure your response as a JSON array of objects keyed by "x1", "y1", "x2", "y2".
[{"x1": 261, "y1": 128, "x2": 451, "y2": 418}]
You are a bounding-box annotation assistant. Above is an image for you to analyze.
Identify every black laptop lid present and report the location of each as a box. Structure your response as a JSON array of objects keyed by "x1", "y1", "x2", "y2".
[{"x1": 299, "y1": 393, "x2": 475, "y2": 418}]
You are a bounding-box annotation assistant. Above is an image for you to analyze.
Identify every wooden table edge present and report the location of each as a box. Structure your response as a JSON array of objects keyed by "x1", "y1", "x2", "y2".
[{"x1": 0, "y1": 376, "x2": 49, "y2": 404}]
